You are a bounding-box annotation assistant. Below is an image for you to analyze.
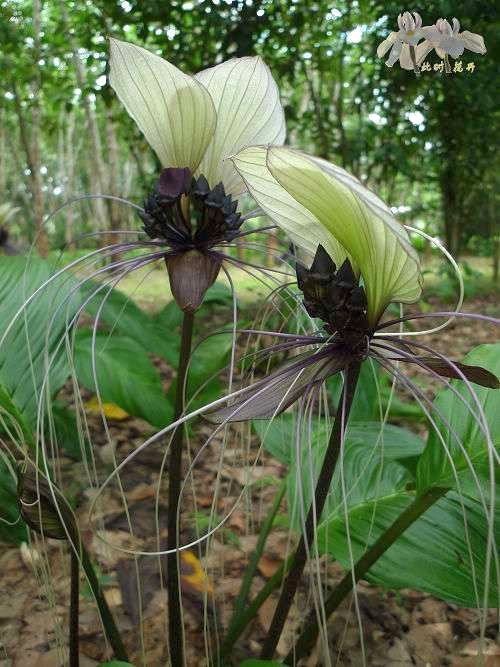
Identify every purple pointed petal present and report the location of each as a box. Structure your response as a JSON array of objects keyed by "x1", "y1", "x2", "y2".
[
  {"x1": 404, "y1": 357, "x2": 500, "y2": 389},
  {"x1": 204, "y1": 348, "x2": 351, "y2": 423}
]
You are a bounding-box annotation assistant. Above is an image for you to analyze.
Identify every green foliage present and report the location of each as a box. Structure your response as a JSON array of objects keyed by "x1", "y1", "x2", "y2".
[
  {"x1": 83, "y1": 281, "x2": 180, "y2": 365},
  {"x1": 318, "y1": 490, "x2": 498, "y2": 607},
  {"x1": 253, "y1": 415, "x2": 424, "y2": 468},
  {"x1": 284, "y1": 405, "x2": 498, "y2": 606},
  {"x1": 0, "y1": 256, "x2": 79, "y2": 440},
  {"x1": 239, "y1": 661, "x2": 284, "y2": 666},
  {"x1": 74, "y1": 329, "x2": 172, "y2": 428},
  {"x1": 253, "y1": 343, "x2": 500, "y2": 607},
  {"x1": 46, "y1": 402, "x2": 90, "y2": 461},
  {"x1": 417, "y1": 343, "x2": 500, "y2": 494},
  {"x1": 0, "y1": 455, "x2": 27, "y2": 544}
]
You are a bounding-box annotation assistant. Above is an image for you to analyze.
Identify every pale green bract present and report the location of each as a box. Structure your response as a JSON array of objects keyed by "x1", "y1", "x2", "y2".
[
  {"x1": 232, "y1": 146, "x2": 422, "y2": 324},
  {"x1": 109, "y1": 39, "x2": 285, "y2": 197}
]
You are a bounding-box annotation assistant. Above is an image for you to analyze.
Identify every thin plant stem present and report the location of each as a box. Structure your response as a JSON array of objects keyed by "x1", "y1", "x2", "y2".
[
  {"x1": 81, "y1": 546, "x2": 128, "y2": 660},
  {"x1": 260, "y1": 360, "x2": 362, "y2": 659},
  {"x1": 167, "y1": 310, "x2": 195, "y2": 667},
  {"x1": 444, "y1": 54, "x2": 452, "y2": 74},
  {"x1": 219, "y1": 555, "x2": 294, "y2": 664},
  {"x1": 287, "y1": 486, "x2": 448, "y2": 663},
  {"x1": 69, "y1": 548, "x2": 80, "y2": 667},
  {"x1": 218, "y1": 480, "x2": 287, "y2": 662},
  {"x1": 233, "y1": 480, "x2": 286, "y2": 617}
]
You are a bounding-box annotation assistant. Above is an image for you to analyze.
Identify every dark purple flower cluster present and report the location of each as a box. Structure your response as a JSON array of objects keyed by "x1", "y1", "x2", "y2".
[{"x1": 140, "y1": 167, "x2": 243, "y2": 251}]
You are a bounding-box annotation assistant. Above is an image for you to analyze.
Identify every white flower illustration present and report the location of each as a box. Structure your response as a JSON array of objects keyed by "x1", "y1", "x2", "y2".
[
  {"x1": 377, "y1": 11, "x2": 426, "y2": 68},
  {"x1": 413, "y1": 18, "x2": 486, "y2": 63}
]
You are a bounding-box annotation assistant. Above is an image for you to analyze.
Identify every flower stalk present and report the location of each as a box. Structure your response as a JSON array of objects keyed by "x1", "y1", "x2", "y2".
[
  {"x1": 69, "y1": 548, "x2": 80, "y2": 667},
  {"x1": 287, "y1": 486, "x2": 448, "y2": 663},
  {"x1": 260, "y1": 360, "x2": 362, "y2": 659},
  {"x1": 80, "y1": 546, "x2": 129, "y2": 661},
  {"x1": 167, "y1": 310, "x2": 195, "y2": 667},
  {"x1": 218, "y1": 480, "x2": 287, "y2": 662},
  {"x1": 17, "y1": 463, "x2": 128, "y2": 662}
]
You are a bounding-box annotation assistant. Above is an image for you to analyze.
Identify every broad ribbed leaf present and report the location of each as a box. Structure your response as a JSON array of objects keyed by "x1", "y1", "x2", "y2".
[
  {"x1": 109, "y1": 38, "x2": 216, "y2": 172},
  {"x1": 287, "y1": 421, "x2": 498, "y2": 606},
  {"x1": 288, "y1": 424, "x2": 414, "y2": 533},
  {"x1": 195, "y1": 57, "x2": 285, "y2": 196},
  {"x1": 254, "y1": 414, "x2": 424, "y2": 467},
  {"x1": 417, "y1": 343, "x2": 500, "y2": 494},
  {"x1": 83, "y1": 282, "x2": 180, "y2": 366},
  {"x1": 317, "y1": 490, "x2": 499, "y2": 608},
  {"x1": 0, "y1": 256, "x2": 79, "y2": 432},
  {"x1": 74, "y1": 330, "x2": 172, "y2": 428}
]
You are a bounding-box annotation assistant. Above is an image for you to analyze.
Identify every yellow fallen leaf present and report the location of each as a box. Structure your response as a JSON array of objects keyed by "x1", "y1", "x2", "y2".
[
  {"x1": 181, "y1": 550, "x2": 214, "y2": 595},
  {"x1": 86, "y1": 396, "x2": 129, "y2": 420}
]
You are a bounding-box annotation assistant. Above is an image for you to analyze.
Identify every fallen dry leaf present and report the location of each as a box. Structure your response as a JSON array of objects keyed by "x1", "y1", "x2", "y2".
[
  {"x1": 86, "y1": 397, "x2": 129, "y2": 420},
  {"x1": 257, "y1": 553, "x2": 283, "y2": 578}
]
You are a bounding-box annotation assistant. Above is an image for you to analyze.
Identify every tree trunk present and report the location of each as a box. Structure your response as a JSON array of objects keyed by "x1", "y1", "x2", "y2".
[
  {"x1": 492, "y1": 199, "x2": 499, "y2": 285},
  {"x1": 65, "y1": 112, "x2": 77, "y2": 249},
  {"x1": 441, "y1": 167, "x2": 461, "y2": 258},
  {"x1": 59, "y1": 0, "x2": 109, "y2": 234},
  {"x1": 0, "y1": 108, "x2": 5, "y2": 201},
  {"x1": 31, "y1": 0, "x2": 48, "y2": 257},
  {"x1": 105, "y1": 107, "x2": 123, "y2": 253}
]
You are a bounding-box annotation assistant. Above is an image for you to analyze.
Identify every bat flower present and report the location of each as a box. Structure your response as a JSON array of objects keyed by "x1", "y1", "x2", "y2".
[
  {"x1": 206, "y1": 149, "x2": 499, "y2": 423},
  {"x1": 109, "y1": 38, "x2": 286, "y2": 311},
  {"x1": 411, "y1": 18, "x2": 487, "y2": 65},
  {"x1": 377, "y1": 11, "x2": 427, "y2": 68}
]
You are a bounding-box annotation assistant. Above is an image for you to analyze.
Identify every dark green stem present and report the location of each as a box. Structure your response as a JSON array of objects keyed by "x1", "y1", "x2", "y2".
[
  {"x1": 69, "y1": 548, "x2": 80, "y2": 667},
  {"x1": 218, "y1": 554, "x2": 294, "y2": 663},
  {"x1": 287, "y1": 486, "x2": 448, "y2": 663},
  {"x1": 260, "y1": 361, "x2": 362, "y2": 659},
  {"x1": 167, "y1": 310, "x2": 195, "y2": 667},
  {"x1": 233, "y1": 481, "x2": 286, "y2": 618},
  {"x1": 81, "y1": 546, "x2": 128, "y2": 661},
  {"x1": 218, "y1": 481, "x2": 287, "y2": 662}
]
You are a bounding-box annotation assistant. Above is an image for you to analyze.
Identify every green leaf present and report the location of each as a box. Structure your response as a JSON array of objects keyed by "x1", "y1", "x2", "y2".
[
  {"x1": 0, "y1": 256, "x2": 79, "y2": 433},
  {"x1": 287, "y1": 419, "x2": 498, "y2": 606},
  {"x1": 74, "y1": 329, "x2": 172, "y2": 428},
  {"x1": 47, "y1": 402, "x2": 90, "y2": 461},
  {"x1": 317, "y1": 490, "x2": 499, "y2": 608},
  {"x1": 254, "y1": 413, "x2": 424, "y2": 467},
  {"x1": 84, "y1": 282, "x2": 180, "y2": 366},
  {"x1": 288, "y1": 423, "x2": 413, "y2": 533},
  {"x1": 168, "y1": 331, "x2": 233, "y2": 411},
  {"x1": 417, "y1": 343, "x2": 500, "y2": 493},
  {"x1": 0, "y1": 455, "x2": 27, "y2": 544}
]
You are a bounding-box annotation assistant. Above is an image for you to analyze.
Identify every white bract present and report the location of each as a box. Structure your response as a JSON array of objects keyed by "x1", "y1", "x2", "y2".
[
  {"x1": 414, "y1": 18, "x2": 486, "y2": 63},
  {"x1": 109, "y1": 38, "x2": 285, "y2": 196},
  {"x1": 231, "y1": 146, "x2": 422, "y2": 325},
  {"x1": 377, "y1": 11, "x2": 426, "y2": 68}
]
